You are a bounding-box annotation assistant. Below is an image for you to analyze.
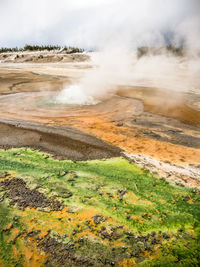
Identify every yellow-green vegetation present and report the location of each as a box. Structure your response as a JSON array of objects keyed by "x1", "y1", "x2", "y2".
[{"x1": 0, "y1": 148, "x2": 199, "y2": 266}]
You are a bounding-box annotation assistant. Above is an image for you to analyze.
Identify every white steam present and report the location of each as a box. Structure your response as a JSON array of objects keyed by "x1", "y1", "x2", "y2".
[
  {"x1": 1, "y1": 0, "x2": 199, "y2": 105},
  {"x1": 58, "y1": 47, "x2": 200, "y2": 105},
  {"x1": 55, "y1": 0, "x2": 200, "y2": 105},
  {"x1": 55, "y1": 85, "x2": 99, "y2": 105},
  {"x1": 56, "y1": 47, "x2": 135, "y2": 105}
]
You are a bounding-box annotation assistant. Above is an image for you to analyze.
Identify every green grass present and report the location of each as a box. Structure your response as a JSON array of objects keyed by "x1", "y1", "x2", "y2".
[{"x1": 0, "y1": 148, "x2": 199, "y2": 266}]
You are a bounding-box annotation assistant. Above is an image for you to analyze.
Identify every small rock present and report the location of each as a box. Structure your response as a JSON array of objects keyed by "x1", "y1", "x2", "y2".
[
  {"x1": 118, "y1": 189, "x2": 128, "y2": 196},
  {"x1": 72, "y1": 230, "x2": 77, "y2": 236},
  {"x1": 101, "y1": 231, "x2": 110, "y2": 239},
  {"x1": 151, "y1": 238, "x2": 157, "y2": 245},
  {"x1": 183, "y1": 196, "x2": 190, "y2": 201},
  {"x1": 163, "y1": 232, "x2": 170, "y2": 239},
  {"x1": 92, "y1": 214, "x2": 106, "y2": 225},
  {"x1": 151, "y1": 232, "x2": 156, "y2": 237}
]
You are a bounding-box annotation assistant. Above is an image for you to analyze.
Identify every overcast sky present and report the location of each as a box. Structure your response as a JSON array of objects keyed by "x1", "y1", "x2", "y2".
[{"x1": 0, "y1": 0, "x2": 199, "y2": 48}]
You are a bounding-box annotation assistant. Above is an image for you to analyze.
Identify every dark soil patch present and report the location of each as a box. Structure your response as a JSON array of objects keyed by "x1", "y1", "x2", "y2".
[
  {"x1": 38, "y1": 230, "x2": 168, "y2": 266},
  {"x1": 0, "y1": 178, "x2": 62, "y2": 210},
  {"x1": 40, "y1": 236, "x2": 94, "y2": 267}
]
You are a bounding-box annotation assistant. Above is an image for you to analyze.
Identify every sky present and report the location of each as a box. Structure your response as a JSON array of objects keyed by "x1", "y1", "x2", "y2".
[{"x1": 0, "y1": 0, "x2": 200, "y2": 48}]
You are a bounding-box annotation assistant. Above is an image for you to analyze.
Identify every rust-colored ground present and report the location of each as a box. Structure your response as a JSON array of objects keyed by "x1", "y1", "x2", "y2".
[
  {"x1": 0, "y1": 63, "x2": 199, "y2": 166},
  {"x1": 61, "y1": 116, "x2": 200, "y2": 164}
]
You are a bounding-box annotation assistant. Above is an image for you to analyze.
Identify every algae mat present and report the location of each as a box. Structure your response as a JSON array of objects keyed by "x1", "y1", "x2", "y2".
[{"x1": 0, "y1": 148, "x2": 199, "y2": 266}]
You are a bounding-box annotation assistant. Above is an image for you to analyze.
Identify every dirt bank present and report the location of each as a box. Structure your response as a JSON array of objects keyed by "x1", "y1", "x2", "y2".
[{"x1": 0, "y1": 121, "x2": 121, "y2": 160}]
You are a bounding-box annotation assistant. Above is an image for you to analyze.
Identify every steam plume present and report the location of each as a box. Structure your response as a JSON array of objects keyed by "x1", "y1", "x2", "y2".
[
  {"x1": 1, "y1": 0, "x2": 199, "y2": 104},
  {"x1": 54, "y1": 0, "x2": 200, "y2": 104}
]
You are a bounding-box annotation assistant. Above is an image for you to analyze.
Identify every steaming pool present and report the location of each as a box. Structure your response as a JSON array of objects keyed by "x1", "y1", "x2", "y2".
[
  {"x1": 0, "y1": 82, "x2": 199, "y2": 126},
  {"x1": 0, "y1": 91, "x2": 93, "y2": 114},
  {"x1": 0, "y1": 90, "x2": 143, "y2": 123}
]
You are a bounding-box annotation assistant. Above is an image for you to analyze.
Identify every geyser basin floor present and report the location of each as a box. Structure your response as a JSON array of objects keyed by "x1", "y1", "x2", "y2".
[
  {"x1": 0, "y1": 62, "x2": 200, "y2": 167},
  {"x1": 0, "y1": 148, "x2": 200, "y2": 266}
]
